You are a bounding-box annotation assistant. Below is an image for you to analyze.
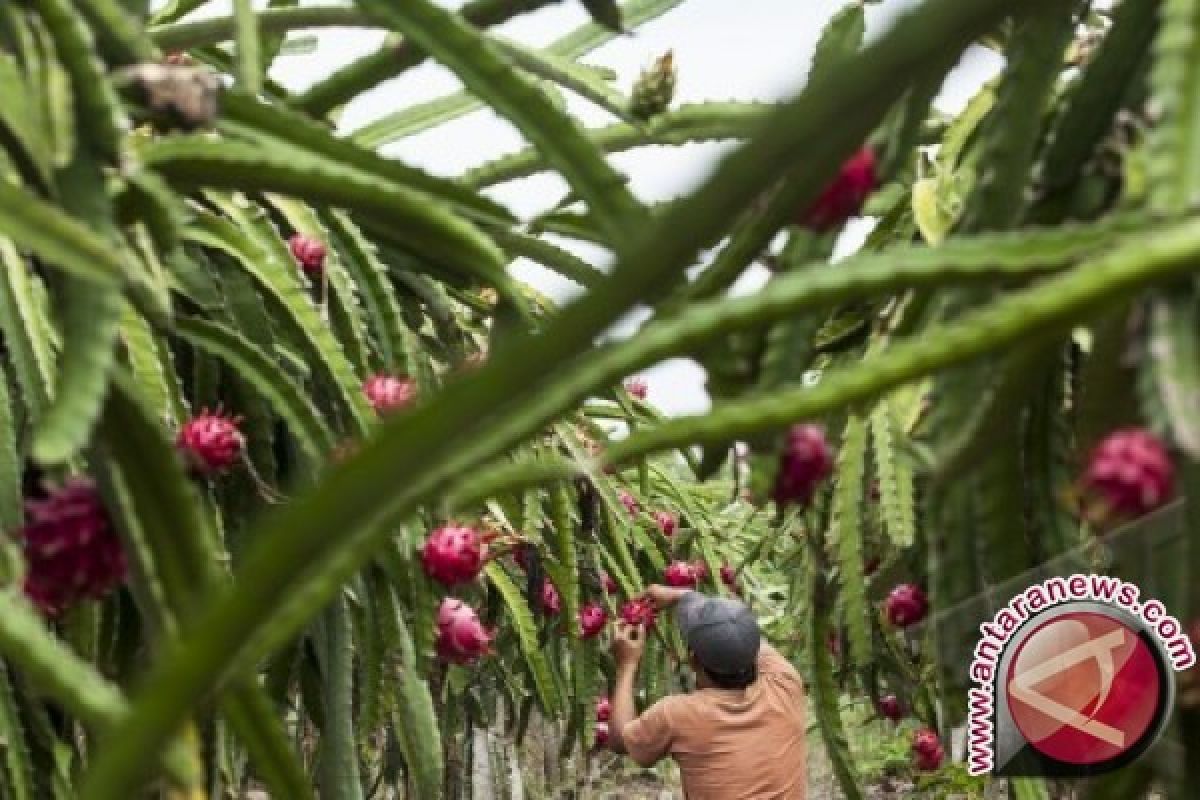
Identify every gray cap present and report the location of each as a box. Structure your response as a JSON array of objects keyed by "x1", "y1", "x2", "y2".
[{"x1": 676, "y1": 592, "x2": 761, "y2": 678}]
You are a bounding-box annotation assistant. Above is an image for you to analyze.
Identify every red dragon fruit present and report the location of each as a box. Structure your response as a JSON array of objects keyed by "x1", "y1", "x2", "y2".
[
  {"x1": 600, "y1": 571, "x2": 618, "y2": 595},
  {"x1": 596, "y1": 695, "x2": 611, "y2": 722},
  {"x1": 653, "y1": 510, "x2": 677, "y2": 537},
  {"x1": 540, "y1": 579, "x2": 561, "y2": 616},
  {"x1": 885, "y1": 583, "x2": 928, "y2": 628},
  {"x1": 579, "y1": 602, "x2": 608, "y2": 638},
  {"x1": 720, "y1": 564, "x2": 737, "y2": 588},
  {"x1": 435, "y1": 597, "x2": 493, "y2": 665},
  {"x1": 878, "y1": 694, "x2": 904, "y2": 722},
  {"x1": 625, "y1": 378, "x2": 648, "y2": 400},
  {"x1": 594, "y1": 721, "x2": 610, "y2": 748},
  {"x1": 421, "y1": 524, "x2": 485, "y2": 586},
  {"x1": 798, "y1": 147, "x2": 877, "y2": 232},
  {"x1": 772, "y1": 424, "x2": 834, "y2": 507},
  {"x1": 618, "y1": 490, "x2": 641, "y2": 516},
  {"x1": 176, "y1": 411, "x2": 244, "y2": 475},
  {"x1": 288, "y1": 233, "x2": 327, "y2": 276},
  {"x1": 912, "y1": 729, "x2": 944, "y2": 771},
  {"x1": 1082, "y1": 429, "x2": 1174, "y2": 519},
  {"x1": 19, "y1": 480, "x2": 127, "y2": 616},
  {"x1": 620, "y1": 597, "x2": 657, "y2": 627},
  {"x1": 363, "y1": 374, "x2": 417, "y2": 415},
  {"x1": 664, "y1": 561, "x2": 698, "y2": 588}
]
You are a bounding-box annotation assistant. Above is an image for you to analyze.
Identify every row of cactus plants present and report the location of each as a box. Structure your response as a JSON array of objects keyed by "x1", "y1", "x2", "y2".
[{"x1": 0, "y1": 0, "x2": 1197, "y2": 797}]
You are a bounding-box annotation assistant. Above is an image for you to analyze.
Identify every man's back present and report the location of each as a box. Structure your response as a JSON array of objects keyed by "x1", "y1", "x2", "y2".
[{"x1": 623, "y1": 644, "x2": 807, "y2": 799}]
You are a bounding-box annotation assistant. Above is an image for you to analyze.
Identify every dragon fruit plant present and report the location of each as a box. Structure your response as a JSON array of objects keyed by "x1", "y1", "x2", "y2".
[{"x1": 0, "y1": 0, "x2": 1195, "y2": 798}]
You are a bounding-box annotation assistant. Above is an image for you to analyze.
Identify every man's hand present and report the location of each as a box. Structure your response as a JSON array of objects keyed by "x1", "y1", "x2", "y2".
[
  {"x1": 611, "y1": 620, "x2": 646, "y2": 668},
  {"x1": 645, "y1": 584, "x2": 690, "y2": 610}
]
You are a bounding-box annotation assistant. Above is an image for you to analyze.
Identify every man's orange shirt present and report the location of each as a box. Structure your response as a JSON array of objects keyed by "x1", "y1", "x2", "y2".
[{"x1": 622, "y1": 643, "x2": 807, "y2": 799}]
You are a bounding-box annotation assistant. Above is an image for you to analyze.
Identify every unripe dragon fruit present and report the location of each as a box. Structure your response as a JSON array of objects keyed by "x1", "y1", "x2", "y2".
[
  {"x1": 772, "y1": 424, "x2": 834, "y2": 508},
  {"x1": 596, "y1": 695, "x2": 611, "y2": 722},
  {"x1": 798, "y1": 147, "x2": 877, "y2": 232},
  {"x1": 620, "y1": 597, "x2": 657, "y2": 627},
  {"x1": 885, "y1": 583, "x2": 928, "y2": 628},
  {"x1": 176, "y1": 411, "x2": 244, "y2": 475},
  {"x1": 652, "y1": 510, "x2": 677, "y2": 537},
  {"x1": 878, "y1": 694, "x2": 904, "y2": 722},
  {"x1": 19, "y1": 480, "x2": 127, "y2": 616},
  {"x1": 912, "y1": 729, "x2": 944, "y2": 771},
  {"x1": 618, "y1": 490, "x2": 640, "y2": 516},
  {"x1": 421, "y1": 525, "x2": 485, "y2": 586},
  {"x1": 363, "y1": 374, "x2": 417, "y2": 415},
  {"x1": 579, "y1": 602, "x2": 608, "y2": 639},
  {"x1": 288, "y1": 233, "x2": 327, "y2": 276},
  {"x1": 594, "y1": 721, "x2": 610, "y2": 748},
  {"x1": 664, "y1": 561, "x2": 698, "y2": 588},
  {"x1": 540, "y1": 579, "x2": 561, "y2": 616},
  {"x1": 435, "y1": 597, "x2": 493, "y2": 665},
  {"x1": 1082, "y1": 429, "x2": 1174, "y2": 518},
  {"x1": 625, "y1": 378, "x2": 648, "y2": 400},
  {"x1": 600, "y1": 571, "x2": 618, "y2": 595}
]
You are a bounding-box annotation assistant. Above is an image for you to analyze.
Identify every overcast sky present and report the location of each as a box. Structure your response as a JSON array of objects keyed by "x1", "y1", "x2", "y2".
[{"x1": 189, "y1": 0, "x2": 1002, "y2": 415}]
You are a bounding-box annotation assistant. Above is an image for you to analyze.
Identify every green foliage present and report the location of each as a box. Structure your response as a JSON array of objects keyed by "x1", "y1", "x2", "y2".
[{"x1": 0, "y1": 0, "x2": 1196, "y2": 797}]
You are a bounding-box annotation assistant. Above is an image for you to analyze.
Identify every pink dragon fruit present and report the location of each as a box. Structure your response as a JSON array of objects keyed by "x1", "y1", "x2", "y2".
[
  {"x1": 912, "y1": 729, "x2": 944, "y2": 771},
  {"x1": 885, "y1": 583, "x2": 928, "y2": 628},
  {"x1": 435, "y1": 597, "x2": 493, "y2": 665},
  {"x1": 363, "y1": 374, "x2": 417, "y2": 415},
  {"x1": 176, "y1": 411, "x2": 244, "y2": 475},
  {"x1": 288, "y1": 233, "x2": 327, "y2": 276},
  {"x1": 596, "y1": 695, "x2": 611, "y2": 722},
  {"x1": 579, "y1": 602, "x2": 608, "y2": 639},
  {"x1": 653, "y1": 510, "x2": 677, "y2": 537},
  {"x1": 720, "y1": 564, "x2": 737, "y2": 588},
  {"x1": 772, "y1": 424, "x2": 834, "y2": 507},
  {"x1": 664, "y1": 561, "x2": 698, "y2": 588},
  {"x1": 1082, "y1": 429, "x2": 1174, "y2": 519},
  {"x1": 421, "y1": 525, "x2": 485, "y2": 586},
  {"x1": 878, "y1": 694, "x2": 904, "y2": 722},
  {"x1": 594, "y1": 721, "x2": 610, "y2": 748},
  {"x1": 540, "y1": 579, "x2": 561, "y2": 616},
  {"x1": 620, "y1": 598, "x2": 657, "y2": 628},
  {"x1": 20, "y1": 480, "x2": 127, "y2": 616},
  {"x1": 798, "y1": 147, "x2": 877, "y2": 232}
]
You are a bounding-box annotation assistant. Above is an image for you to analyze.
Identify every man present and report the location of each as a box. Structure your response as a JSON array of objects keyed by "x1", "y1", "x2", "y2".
[{"x1": 607, "y1": 584, "x2": 807, "y2": 799}]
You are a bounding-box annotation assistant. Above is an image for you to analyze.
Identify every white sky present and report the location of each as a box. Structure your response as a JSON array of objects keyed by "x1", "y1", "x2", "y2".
[{"x1": 186, "y1": 0, "x2": 1003, "y2": 415}]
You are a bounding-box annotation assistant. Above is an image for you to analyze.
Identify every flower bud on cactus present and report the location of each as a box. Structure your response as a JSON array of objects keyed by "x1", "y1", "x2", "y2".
[
  {"x1": 579, "y1": 602, "x2": 608, "y2": 638},
  {"x1": 595, "y1": 721, "x2": 610, "y2": 748},
  {"x1": 435, "y1": 597, "x2": 493, "y2": 665},
  {"x1": 885, "y1": 583, "x2": 928, "y2": 628},
  {"x1": 878, "y1": 694, "x2": 904, "y2": 722},
  {"x1": 540, "y1": 579, "x2": 561, "y2": 615},
  {"x1": 288, "y1": 233, "x2": 326, "y2": 276},
  {"x1": 421, "y1": 524, "x2": 485, "y2": 586},
  {"x1": 664, "y1": 560, "x2": 698, "y2": 588},
  {"x1": 596, "y1": 695, "x2": 611, "y2": 722},
  {"x1": 630, "y1": 51, "x2": 675, "y2": 120},
  {"x1": 798, "y1": 147, "x2": 877, "y2": 232},
  {"x1": 773, "y1": 424, "x2": 834, "y2": 507},
  {"x1": 1082, "y1": 429, "x2": 1173, "y2": 519},
  {"x1": 176, "y1": 411, "x2": 244, "y2": 475},
  {"x1": 20, "y1": 480, "x2": 126, "y2": 615},
  {"x1": 363, "y1": 374, "x2": 417, "y2": 415},
  {"x1": 625, "y1": 377, "x2": 648, "y2": 400},
  {"x1": 912, "y1": 729, "x2": 944, "y2": 771},
  {"x1": 618, "y1": 490, "x2": 640, "y2": 516},
  {"x1": 653, "y1": 510, "x2": 677, "y2": 537},
  {"x1": 620, "y1": 597, "x2": 657, "y2": 627}
]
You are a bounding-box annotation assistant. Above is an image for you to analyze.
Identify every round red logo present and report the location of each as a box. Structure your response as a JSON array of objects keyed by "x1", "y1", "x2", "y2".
[{"x1": 1006, "y1": 611, "x2": 1163, "y2": 766}]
